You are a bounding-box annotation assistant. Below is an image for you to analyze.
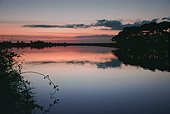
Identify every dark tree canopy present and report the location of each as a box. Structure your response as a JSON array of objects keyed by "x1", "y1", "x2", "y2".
[{"x1": 112, "y1": 21, "x2": 170, "y2": 46}]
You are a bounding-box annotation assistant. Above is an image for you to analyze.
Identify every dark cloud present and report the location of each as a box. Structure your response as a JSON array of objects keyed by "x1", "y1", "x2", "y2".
[
  {"x1": 131, "y1": 19, "x2": 159, "y2": 27},
  {"x1": 93, "y1": 19, "x2": 159, "y2": 30},
  {"x1": 23, "y1": 18, "x2": 160, "y2": 30},
  {"x1": 23, "y1": 20, "x2": 124, "y2": 30},
  {"x1": 162, "y1": 16, "x2": 170, "y2": 21},
  {"x1": 61, "y1": 24, "x2": 90, "y2": 28},
  {"x1": 23, "y1": 24, "x2": 90, "y2": 29},
  {"x1": 24, "y1": 24, "x2": 59, "y2": 28},
  {"x1": 94, "y1": 19, "x2": 123, "y2": 30},
  {"x1": 76, "y1": 34, "x2": 113, "y2": 38}
]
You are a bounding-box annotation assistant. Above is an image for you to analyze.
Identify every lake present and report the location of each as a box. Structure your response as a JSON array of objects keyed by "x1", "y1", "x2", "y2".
[{"x1": 18, "y1": 46, "x2": 170, "y2": 114}]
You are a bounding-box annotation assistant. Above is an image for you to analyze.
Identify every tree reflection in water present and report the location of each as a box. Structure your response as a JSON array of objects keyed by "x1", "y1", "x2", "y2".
[
  {"x1": 0, "y1": 49, "x2": 59, "y2": 114},
  {"x1": 113, "y1": 45, "x2": 170, "y2": 72}
]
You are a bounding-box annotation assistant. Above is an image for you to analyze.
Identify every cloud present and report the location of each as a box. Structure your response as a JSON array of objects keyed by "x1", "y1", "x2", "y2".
[
  {"x1": 23, "y1": 25, "x2": 59, "y2": 28},
  {"x1": 76, "y1": 34, "x2": 113, "y2": 38},
  {"x1": 92, "y1": 19, "x2": 159, "y2": 30},
  {"x1": 162, "y1": 16, "x2": 170, "y2": 21},
  {"x1": 60, "y1": 24, "x2": 90, "y2": 28},
  {"x1": 23, "y1": 18, "x2": 160, "y2": 30},
  {"x1": 131, "y1": 19, "x2": 159, "y2": 26},
  {"x1": 93, "y1": 19, "x2": 124, "y2": 30},
  {"x1": 23, "y1": 24, "x2": 90, "y2": 29},
  {"x1": 23, "y1": 20, "x2": 124, "y2": 30}
]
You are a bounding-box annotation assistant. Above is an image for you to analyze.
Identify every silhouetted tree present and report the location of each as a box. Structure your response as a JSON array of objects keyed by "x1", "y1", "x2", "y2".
[
  {"x1": 112, "y1": 21, "x2": 170, "y2": 46},
  {"x1": 0, "y1": 49, "x2": 43, "y2": 114}
]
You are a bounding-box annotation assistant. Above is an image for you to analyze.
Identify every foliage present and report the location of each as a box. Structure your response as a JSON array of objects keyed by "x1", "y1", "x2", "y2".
[
  {"x1": 0, "y1": 49, "x2": 42, "y2": 114},
  {"x1": 112, "y1": 21, "x2": 170, "y2": 46}
]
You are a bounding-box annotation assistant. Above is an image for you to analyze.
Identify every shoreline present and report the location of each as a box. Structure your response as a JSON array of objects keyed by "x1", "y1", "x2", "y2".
[{"x1": 0, "y1": 42, "x2": 116, "y2": 49}]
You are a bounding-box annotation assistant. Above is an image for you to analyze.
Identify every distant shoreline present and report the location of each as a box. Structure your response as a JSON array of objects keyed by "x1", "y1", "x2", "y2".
[{"x1": 0, "y1": 41, "x2": 116, "y2": 49}]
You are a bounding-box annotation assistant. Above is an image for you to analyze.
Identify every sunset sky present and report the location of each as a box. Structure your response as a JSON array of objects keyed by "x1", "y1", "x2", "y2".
[{"x1": 0, "y1": 0, "x2": 169, "y2": 42}]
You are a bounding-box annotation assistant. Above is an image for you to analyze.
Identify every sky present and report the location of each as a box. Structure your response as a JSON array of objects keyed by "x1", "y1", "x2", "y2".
[{"x1": 0, "y1": 0, "x2": 169, "y2": 42}]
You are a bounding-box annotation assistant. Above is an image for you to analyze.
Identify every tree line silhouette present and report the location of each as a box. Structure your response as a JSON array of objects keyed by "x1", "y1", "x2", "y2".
[
  {"x1": 0, "y1": 40, "x2": 114, "y2": 49},
  {"x1": 112, "y1": 21, "x2": 170, "y2": 47},
  {"x1": 0, "y1": 40, "x2": 68, "y2": 49}
]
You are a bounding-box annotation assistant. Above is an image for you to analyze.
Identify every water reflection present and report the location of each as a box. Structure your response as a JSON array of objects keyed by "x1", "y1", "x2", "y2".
[
  {"x1": 21, "y1": 71, "x2": 59, "y2": 113},
  {"x1": 24, "y1": 46, "x2": 169, "y2": 72},
  {"x1": 26, "y1": 59, "x2": 122, "y2": 69},
  {"x1": 15, "y1": 46, "x2": 170, "y2": 114},
  {"x1": 23, "y1": 46, "x2": 122, "y2": 70},
  {"x1": 113, "y1": 46, "x2": 170, "y2": 72}
]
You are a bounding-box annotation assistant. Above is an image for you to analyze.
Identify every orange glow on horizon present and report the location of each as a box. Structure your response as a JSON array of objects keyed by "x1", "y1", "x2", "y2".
[{"x1": 0, "y1": 24, "x2": 120, "y2": 36}]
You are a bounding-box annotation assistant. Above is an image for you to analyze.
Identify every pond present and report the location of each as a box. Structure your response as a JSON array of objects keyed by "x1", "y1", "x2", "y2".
[{"x1": 15, "y1": 46, "x2": 170, "y2": 114}]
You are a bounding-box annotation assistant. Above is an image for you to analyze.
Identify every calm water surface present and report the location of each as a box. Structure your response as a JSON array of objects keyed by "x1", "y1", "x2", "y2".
[{"x1": 19, "y1": 46, "x2": 170, "y2": 114}]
